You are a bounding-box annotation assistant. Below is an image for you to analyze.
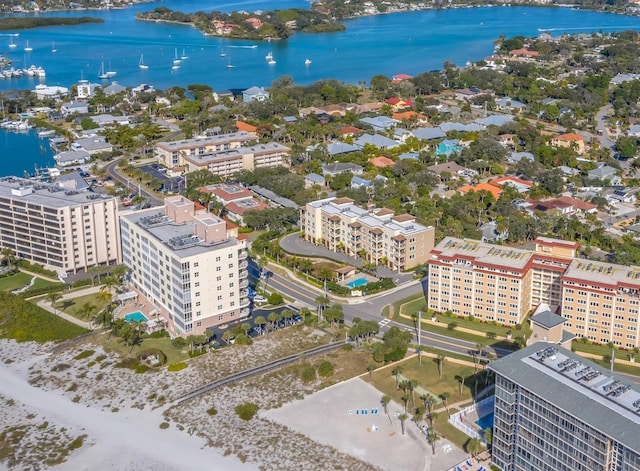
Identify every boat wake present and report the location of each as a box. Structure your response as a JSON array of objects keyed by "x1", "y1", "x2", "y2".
[
  {"x1": 538, "y1": 25, "x2": 633, "y2": 32},
  {"x1": 227, "y1": 45, "x2": 258, "y2": 49}
]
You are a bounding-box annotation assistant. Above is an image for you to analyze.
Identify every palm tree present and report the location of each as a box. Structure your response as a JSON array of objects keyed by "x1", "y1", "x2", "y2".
[
  {"x1": 300, "y1": 259, "x2": 313, "y2": 279},
  {"x1": 392, "y1": 366, "x2": 403, "y2": 389},
  {"x1": 466, "y1": 437, "x2": 482, "y2": 459},
  {"x1": 381, "y1": 394, "x2": 391, "y2": 422},
  {"x1": 440, "y1": 391, "x2": 451, "y2": 417},
  {"x1": 1, "y1": 247, "x2": 15, "y2": 269},
  {"x1": 254, "y1": 315, "x2": 267, "y2": 334},
  {"x1": 428, "y1": 431, "x2": 439, "y2": 455},
  {"x1": 455, "y1": 373, "x2": 467, "y2": 398},
  {"x1": 315, "y1": 295, "x2": 329, "y2": 321},
  {"x1": 436, "y1": 354, "x2": 446, "y2": 380},
  {"x1": 281, "y1": 309, "x2": 294, "y2": 326},
  {"x1": 267, "y1": 312, "x2": 281, "y2": 331},
  {"x1": 240, "y1": 322, "x2": 251, "y2": 337},
  {"x1": 102, "y1": 275, "x2": 119, "y2": 294},
  {"x1": 367, "y1": 363, "x2": 376, "y2": 383},
  {"x1": 399, "y1": 413, "x2": 408, "y2": 435},
  {"x1": 47, "y1": 292, "x2": 62, "y2": 315},
  {"x1": 79, "y1": 302, "x2": 96, "y2": 320},
  {"x1": 428, "y1": 411, "x2": 438, "y2": 428}
]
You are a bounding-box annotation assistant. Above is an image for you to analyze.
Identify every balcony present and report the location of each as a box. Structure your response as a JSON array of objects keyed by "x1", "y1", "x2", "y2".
[
  {"x1": 240, "y1": 307, "x2": 250, "y2": 317},
  {"x1": 239, "y1": 261, "x2": 248, "y2": 270},
  {"x1": 239, "y1": 279, "x2": 249, "y2": 289},
  {"x1": 238, "y1": 251, "x2": 248, "y2": 260}
]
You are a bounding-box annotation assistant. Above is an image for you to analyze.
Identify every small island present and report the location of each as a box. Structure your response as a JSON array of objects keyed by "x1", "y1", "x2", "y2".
[
  {"x1": 0, "y1": 16, "x2": 103, "y2": 31},
  {"x1": 135, "y1": 7, "x2": 345, "y2": 41}
]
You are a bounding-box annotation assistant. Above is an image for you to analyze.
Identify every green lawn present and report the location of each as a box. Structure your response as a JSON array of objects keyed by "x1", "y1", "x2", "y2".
[
  {"x1": 371, "y1": 356, "x2": 492, "y2": 450},
  {"x1": 90, "y1": 334, "x2": 189, "y2": 364},
  {"x1": 59, "y1": 293, "x2": 111, "y2": 320},
  {"x1": 0, "y1": 272, "x2": 39, "y2": 291}
]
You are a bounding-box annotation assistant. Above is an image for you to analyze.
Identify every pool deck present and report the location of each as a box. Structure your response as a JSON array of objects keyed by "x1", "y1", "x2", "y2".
[{"x1": 341, "y1": 273, "x2": 378, "y2": 289}]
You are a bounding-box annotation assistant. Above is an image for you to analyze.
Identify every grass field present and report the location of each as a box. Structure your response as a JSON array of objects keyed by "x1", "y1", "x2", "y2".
[
  {"x1": 0, "y1": 272, "x2": 61, "y2": 292},
  {"x1": 89, "y1": 334, "x2": 190, "y2": 364},
  {"x1": 59, "y1": 293, "x2": 111, "y2": 320},
  {"x1": 370, "y1": 356, "x2": 491, "y2": 450}
]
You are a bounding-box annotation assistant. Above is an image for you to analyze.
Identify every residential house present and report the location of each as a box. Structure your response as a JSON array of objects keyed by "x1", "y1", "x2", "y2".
[
  {"x1": 399, "y1": 152, "x2": 420, "y2": 160},
  {"x1": 628, "y1": 124, "x2": 640, "y2": 137},
  {"x1": 494, "y1": 97, "x2": 526, "y2": 113},
  {"x1": 54, "y1": 150, "x2": 91, "y2": 167},
  {"x1": 386, "y1": 97, "x2": 414, "y2": 111},
  {"x1": 249, "y1": 185, "x2": 298, "y2": 209},
  {"x1": 508, "y1": 151, "x2": 534, "y2": 165},
  {"x1": 322, "y1": 163, "x2": 364, "y2": 177},
  {"x1": 480, "y1": 220, "x2": 508, "y2": 242},
  {"x1": 523, "y1": 196, "x2": 597, "y2": 216},
  {"x1": 458, "y1": 182, "x2": 503, "y2": 199},
  {"x1": 359, "y1": 116, "x2": 399, "y2": 131},
  {"x1": 427, "y1": 162, "x2": 468, "y2": 178},
  {"x1": 509, "y1": 48, "x2": 540, "y2": 58},
  {"x1": 490, "y1": 176, "x2": 533, "y2": 194},
  {"x1": 369, "y1": 156, "x2": 395, "y2": 168},
  {"x1": 435, "y1": 139, "x2": 461, "y2": 157},
  {"x1": 325, "y1": 141, "x2": 360, "y2": 156},
  {"x1": 351, "y1": 176, "x2": 373, "y2": 190},
  {"x1": 339, "y1": 126, "x2": 363, "y2": 137},
  {"x1": 475, "y1": 115, "x2": 514, "y2": 127},
  {"x1": 91, "y1": 114, "x2": 130, "y2": 126},
  {"x1": 354, "y1": 133, "x2": 400, "y2": 150},
  {"x1": 225, "y1": 198, "x2": 270, "y2": 225},
  {"x1": 242, "y1": 86, "x2": 269, "y2": 102},
  {"x1": 551, "y1": 132, "x2": 585, "y2": 154},
  {"x1": 236, "y1": 121, "x2": 257, "y2": 133},
  {"x1": 439, "y1": 122, "x2": 484, "y2": 132},
  {"x1": 61, "y1": 100, "x2": 89, "y2": 116},
  {"x1": 411, "y1": 127, "x2": 446, "y2": 141},
  {"x1": 71, "y1": 136, "x2": 113, "y2": 155},
  {"x1": 392, "y1": 110, "x2": 428, "y2": 124},
  {"x1": 32, "y1": 84, "x2": 69, "y2": 100},
  {"x1": 76, "y1": 80, "x2": 100, "y2": 99},
  {"x1": 588, "y1": 165, "x2": 620, "y2": 185},
  {"x1": 393, "y1": 128, "x2": 413, "y2": 143},
  {"x1": 454, "y1": 87, "x2": 493, "y2": 102},
  {"x1": 392, "y1": 74, "x2": 413, "y2": 83},
  {"x1": 304, "y1": 173, "x2": 326, "y2": 188},
  {"x1": 103, "y1": 82, "x2": 126, "y2": 96}
]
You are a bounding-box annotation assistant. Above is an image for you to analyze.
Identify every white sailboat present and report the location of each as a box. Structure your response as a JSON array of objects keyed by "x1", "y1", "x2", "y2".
[
  {"x1": 24, "y1": 40, "x2": 32, "y2": 52},
  {"x1": 105, "y1": 60, "x2": 117, "y2": 78},
  {"x1": 98, "y1": 61, "x2": 108, "y2": 79},
  {"x1": 219, "y1": 47, "x2": 226, "y2": 57},
  {"x1": 265, "y1": 51, "x2": 273, "y2": 61},
  {"x1": 226, "y1": 56, "x2": 234, "y2": 69},
  {"x1": 173, "y1": 48, "x2": 181, "y2": 65},
  {"x1": 181, "y1": 48, "x2": 188, "y2": 60},
  {"x1": 51, "y1": 41, "x2": 57, "y2": 53},
  {"x1": 138, "y1": 53, "x2": 148, "y2": 70},
  {"x1": 8, "y1": 35, "x2": 17, "y2": 49},
  {"x1": 305, "y1": 58, "x2": 312, "y2": 66},
  {"x1": 268, "y1": 58, "x2": 276, "y2": 65}
]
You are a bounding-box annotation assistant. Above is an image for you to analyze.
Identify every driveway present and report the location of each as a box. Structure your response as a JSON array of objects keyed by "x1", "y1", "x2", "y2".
[{"x1": 279, "y1": 233, "x2": 414, "y2": 285}]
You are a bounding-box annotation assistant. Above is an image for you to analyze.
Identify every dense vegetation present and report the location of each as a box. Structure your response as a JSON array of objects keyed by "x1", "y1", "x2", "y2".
[
  {"x1": 136, "y1": 7, "x2": 343, "y2": 40},
  {"x1": 0, "y1": 16, "x2": 102, "y2": 30},
  {"x1": 0, "y1": 292, "x2": 87, "y2": 342}
]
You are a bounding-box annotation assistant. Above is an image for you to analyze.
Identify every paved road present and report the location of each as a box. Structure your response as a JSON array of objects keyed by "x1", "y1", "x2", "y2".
[
  {"x1": 104, "y1": 159, "x2": 163, "y2": 207},
  {"x1": 595, "y1": 104, "x2": 616, "y2": 151}
]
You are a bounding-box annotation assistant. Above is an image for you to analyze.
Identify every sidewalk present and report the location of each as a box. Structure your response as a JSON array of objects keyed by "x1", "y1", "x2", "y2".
[
  {"x1": 19, "y1": 268, "x2": 61, "y2": 284},
  {"x1": 35, "y1": 285, "x2": 107, "y2": 330}
]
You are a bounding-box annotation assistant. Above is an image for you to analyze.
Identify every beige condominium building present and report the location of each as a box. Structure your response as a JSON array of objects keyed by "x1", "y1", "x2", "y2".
[
  {"x1": 155, "y1": 131, "x2": 258, "y2": 169},
  {"x1": 0, "y1": 177, "x2": 120, "y2": 274},
  {"x1": 120, "y1": 196, "x2": 249, "y2": 336},
  {"x1": 428, "y1": 236, "x2": 640, "y2": 347},
  {"x1": 300, "y1": 197, "x2": 435, "y2": 271},
  {"x1": 427, "y1": 236, "x2": 577, "y2": 326}
]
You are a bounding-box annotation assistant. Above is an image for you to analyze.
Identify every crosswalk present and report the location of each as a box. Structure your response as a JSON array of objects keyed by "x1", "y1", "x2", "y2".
[{"x1": 378, "y1": 318, "x2": 391, "y2": 328}]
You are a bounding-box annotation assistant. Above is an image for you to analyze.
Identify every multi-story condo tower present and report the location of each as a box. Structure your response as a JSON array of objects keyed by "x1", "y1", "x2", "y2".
[
  {"x1": 300, "y1": 197, "x2": 435, "y2": 272},
  {"x1": 119, "y1": 196, "x2": 249, "y2": 335},
  {"x1": 427, "y1": 237, "x2": 576, "y2": 325},
  {"x1": 490, "y1": 344, "x2": 640, "y2": 471},
  {"x1": 0, "y1": 177, "x2": 120, "y2": 274}
]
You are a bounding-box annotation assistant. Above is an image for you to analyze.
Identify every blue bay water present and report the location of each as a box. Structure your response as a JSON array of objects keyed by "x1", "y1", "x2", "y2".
[
  {"x1": 2, "y1": 3, "x2": 640, "y2": 175},
  {"x1": 0, "y1": 130, "x2": 55, "y2": 177}
]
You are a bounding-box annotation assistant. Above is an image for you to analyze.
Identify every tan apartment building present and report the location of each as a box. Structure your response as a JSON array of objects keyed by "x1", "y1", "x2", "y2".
[
  {"x1": 120, "y1": 196, "x2": 249, "y2": 336},
  {"x1": 181, "y1": 142, "x2": 291, "y2": 177},
  {"x1": 428, "y1": 236, "x2": 640, "y2": 347},
  {"x1": 0, "y1": 177, "x2": 120, "y2": 274},
  {"x1": 427, "y1": 237, "x2": 577, "y2": 326},
  {"x1": 300, "y1": 197, "x2": 435, "y2": 271},
  {"x1": 155, "y1": 131, "x2": 258, "y2": 169},
  {"x1": 561, "y1": 260, "x2": 640, "y2": 349}
]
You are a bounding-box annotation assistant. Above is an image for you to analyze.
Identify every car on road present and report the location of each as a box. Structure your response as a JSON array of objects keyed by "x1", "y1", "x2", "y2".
[{"x1": 253, "y1": 295, "x2": 267, "y2": 303}]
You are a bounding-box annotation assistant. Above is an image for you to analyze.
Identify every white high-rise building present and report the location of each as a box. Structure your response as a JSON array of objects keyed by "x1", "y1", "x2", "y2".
[{"x1": 120, "y1": 196, "x2": 249, "y2": 335}]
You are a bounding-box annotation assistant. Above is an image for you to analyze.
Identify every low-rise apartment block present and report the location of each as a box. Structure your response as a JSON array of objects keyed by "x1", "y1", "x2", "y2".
[
  {"x1": 490, "y1": 344, "x2": 640, "y2": 471},
  {"x1": 428, "y1": 236, "x2": 640, "y2": 347},
  {"x1": 120, "y1": 196, "x2": 249, "y2": 336},
  {"x1": 155, "y1": 131, "x2": 258, "y2": 169},
  {"x1": 300, "y1": 197, "x2": 435, "y2": 271},
  {"x1": 0, "y1": 177, "x2": 120, "y2": 274}
]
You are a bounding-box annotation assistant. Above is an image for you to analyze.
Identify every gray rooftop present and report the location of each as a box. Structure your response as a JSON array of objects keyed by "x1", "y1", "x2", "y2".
[
  {"x1": 563, "y1": 258, "x2": 640, "y2": 287},
  {"x1": 529, "y1": 310, "x2": 566, "y2": 329},
  {"x1": 0, "y1": 176, "x2": 113, "y2": 208},
  {"x1": 121, "y1": 208, "x2": 240, "y2": 258},
  {"x1": 490, "y1": 344, "x2": 640, "y2": 452},
  {"x1": 249, "y1": 185, "x2": 298, "y2": 209},
  {"x1": 182, "y1": 142, "x2": 289, "y2": 166},
  {"x1": 432, "y1": 236, "x2": 533, "y2": 270},
  {"x1": 157, "y1": 131, "x2": 257, "y2": 151}
]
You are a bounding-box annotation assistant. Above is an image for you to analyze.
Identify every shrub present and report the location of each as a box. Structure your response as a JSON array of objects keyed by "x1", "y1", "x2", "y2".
[
  {"x1": 139, "y1": 348, "x2": 167, "y2": 365},
  {"x1": 68, "y1": 435, "x2": 86, "y2": 450},
  {"x1": 135, "y1": 364, "x2": 148, "y2": 374},
  {"x1": 71, "y1": 279, "x2": 93, "y2": 288},
  {"x1": 234, "y1": 333, "x2": 252, "y2": 346},
  {"x1": 74, "y1": 350, "x2": 94, "y2": 360},
  {"x1": 267, "y1": 292, "x2": 283, "y2": 305},
  {"x1": 148, "y1": 329, "x2": 169, "y2": 339},
  {"x1": 171, "y1": 337, "x2": 187, "y2": 348},
  {"x1": 301, "y1": 364, "x2": 316, "y2": 382},
  {"x1": 235, "y1": 402, "x2": 259, "y2": 421},
  {"x1": 447, "y1": 322, "x2": 458, "y2": 331},
  {"x1": 317, "y1": 360, "x2": 334, "y2": 378},
  {"x1": 16, "y1": 260, "x2": 57, "y2": 277},
  {"x1": 486, "y1": 332, "x2": 497, "y2": 340},
  {"x1": 159, "y1": 422, "x2": 170, "y2": 429},
  {"x1": 207, "y1": 407, "x2": 218, "y2": 416},
  {"x1": 167, "y1": 362, "x2": 188, "y2": 372}
]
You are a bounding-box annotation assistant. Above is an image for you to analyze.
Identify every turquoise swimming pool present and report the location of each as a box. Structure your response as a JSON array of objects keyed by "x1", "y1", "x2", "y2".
[
  {"x1": 347, "y1": 277, "x2": 369, "y2": 289},
  {"x1": 124, "y1": 311, "x2": 148, "y2": 323}
]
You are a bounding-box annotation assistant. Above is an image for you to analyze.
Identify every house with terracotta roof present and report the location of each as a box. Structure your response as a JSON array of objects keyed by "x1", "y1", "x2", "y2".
[
  {"x1": 386, "y1": 97, "x2": 414, "y2": 111},
  {"x1": 236, "y1": 121, "x2": 257, "y2": 133},
  {"x1": 523, "y1": 196, "x2": 597, "y2": 216},
  {"x1": 550, "y1": 133, "x2": 585, "y2": 154},
  {"x1": 392, "y1": 74, "x2": 413, "y2": 83},
  {"x1": 458, "y1": 182, "x2": 503, "y2": 199},
  {"x1": 369, "y1": 156, "x2": 395, "y2": 168},
  {"x1": 509, "y1": 48, "x2": 540, "y2": 58},
  {"x1": 339, "y1": 125, "x2": 364, "y2": 137},
  {"x1": 392, "y1": 110, "x2": 428, "y2": 124}
]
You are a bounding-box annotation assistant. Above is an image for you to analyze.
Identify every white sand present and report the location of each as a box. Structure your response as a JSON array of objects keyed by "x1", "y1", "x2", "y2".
[{"x1": 0, "y1": 345, "x2": 256, "y2": 471}]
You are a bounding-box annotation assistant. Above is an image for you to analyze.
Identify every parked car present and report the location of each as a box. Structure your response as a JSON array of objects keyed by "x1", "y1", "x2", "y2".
[{"x1": 253, "y1": 295, "x2": 267, "y2": 303}]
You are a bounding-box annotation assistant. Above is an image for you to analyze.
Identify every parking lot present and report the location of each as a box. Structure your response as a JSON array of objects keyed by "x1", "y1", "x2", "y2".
[
  {"x1": 206, "y1": 305, "x2": 302, "y2": 344},
  {"x1": 139, "y1": 164, "x2": 185, "y2": 193}
]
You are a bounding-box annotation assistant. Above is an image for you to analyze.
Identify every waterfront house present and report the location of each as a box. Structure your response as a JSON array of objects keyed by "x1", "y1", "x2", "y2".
[
  {"x1": 103, "y1": 82, "x2": 126, "y2": 96},
  {"x1": 242, "y1": 86, "x2": 269, "y2": 102},
  {"x1": 55, "y1": 150, "x2": 91, "y2": 167},
  {"x1": 61, "y1": 100, "x2": 89, "y2": 116},
  {"x1": 76, "y1": 80, "x2": 99, "y2": 99},
  {"x1": 392, "y1": 74, "x2": 413, "y2": 83},
  {"x1": 71, "y1": 136, "x2": 113, "y2": 155}
]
